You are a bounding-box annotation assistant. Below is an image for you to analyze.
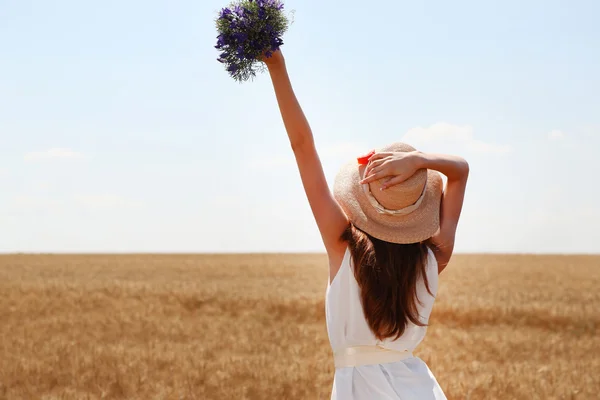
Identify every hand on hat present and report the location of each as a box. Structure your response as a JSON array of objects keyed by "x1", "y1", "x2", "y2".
[{"x1": 360, "y1": 151, "x2": 423, "y2": 190}]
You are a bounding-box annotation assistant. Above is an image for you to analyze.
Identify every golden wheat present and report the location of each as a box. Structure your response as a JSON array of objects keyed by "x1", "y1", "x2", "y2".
[{"x1": 0, "y1": 254, "x2": 598, "y2": 399}]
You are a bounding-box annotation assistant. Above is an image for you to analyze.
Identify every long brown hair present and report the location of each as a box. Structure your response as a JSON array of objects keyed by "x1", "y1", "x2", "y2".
[{"x1": 341, "y1": 224, "x2": 433, "y2": 341}]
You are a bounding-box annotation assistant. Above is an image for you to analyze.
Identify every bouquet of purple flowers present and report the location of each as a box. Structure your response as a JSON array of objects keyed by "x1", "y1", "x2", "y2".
[{"x1": 215, "y1": 0, "x2": 290, "y2": 82}]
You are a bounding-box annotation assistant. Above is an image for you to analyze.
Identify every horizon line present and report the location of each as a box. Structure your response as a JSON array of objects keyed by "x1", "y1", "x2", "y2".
[{"x1": 1, "y1": 251, "x2": 598, "y2": 256}]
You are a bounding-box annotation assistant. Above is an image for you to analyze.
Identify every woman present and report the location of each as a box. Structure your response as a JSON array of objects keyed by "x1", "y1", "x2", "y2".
[{"x1": 264, "y1": 50, "x2": 469, "y2": 399}]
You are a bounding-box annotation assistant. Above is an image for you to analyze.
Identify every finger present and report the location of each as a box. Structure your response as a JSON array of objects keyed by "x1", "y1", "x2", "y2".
[
  {"x1": 368, "y1": 152, "x2": 388, "y2": 162},
  {"x1": 368, "y1": 159, "x2": 385, "y2": 168},
  {"x1": 366, "y1": 164, "x2": 384, "y2": 178},
  {"x1": 360, "y1": 170, "x2": 387, "y2": 184},
  {"x1": 381, "y1": 175, "x2": 407, "y2": 190},
  {"x1": 368, "y1": 152, "x2": 393, "y2": 164},
  {"x1": 364, "y1": 159, "x2": 384, "y2": 177}
]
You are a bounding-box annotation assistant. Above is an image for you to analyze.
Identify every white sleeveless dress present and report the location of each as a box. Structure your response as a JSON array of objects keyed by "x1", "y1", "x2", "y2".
[{"x1": 326, "y1": 247, "x2": 447, "y2": 400}]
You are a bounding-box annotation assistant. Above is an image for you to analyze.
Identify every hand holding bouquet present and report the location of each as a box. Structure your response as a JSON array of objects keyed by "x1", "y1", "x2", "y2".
[{"x1": 215, "y1": 0, "x2": 291, "y2": 82}]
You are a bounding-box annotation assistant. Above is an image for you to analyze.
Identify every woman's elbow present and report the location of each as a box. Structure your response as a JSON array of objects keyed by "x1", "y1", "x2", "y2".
[
  {"x1": 290, "y1": 136, "x2": 314, "y2": 154},
  {"x1": 461, "y1": 159, "x2": 470, "y2": 178}
]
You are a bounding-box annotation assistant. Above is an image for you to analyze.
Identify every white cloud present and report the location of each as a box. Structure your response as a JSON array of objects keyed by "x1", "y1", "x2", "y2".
[
  {"x1": 24, "y1": 148, "x2": 85, "y2": 162},
  {"x1": 247, "y1": 123, "x2": 510, "y2": 172},
  {"x1": 73, "y1": 194, "x2": 143, "y2": 210},
  {"x1": 402, "y1": 123, "x2": 511, "y2": 154},
  {"x1": 0, "y1": 168, "x2": 7, "y2": 177},
  {"x1": 548, "y1": 130, "x2": 565, "y2": 140}
]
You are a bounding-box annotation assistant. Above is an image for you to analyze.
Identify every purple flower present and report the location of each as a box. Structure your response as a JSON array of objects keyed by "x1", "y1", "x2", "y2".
[
  {"x1": 270, "y1": 37, "x2": 283, "y2": 49},
  {"x1": 263, "y1": 0, "x2": 283, "y2": 9},
  {"x1": 249, "y1": 39, "x2": 260, "y2": 51},
  {"x1": 233, "y1": 32, "x2": 248, "y2": 42},
  {"x1": 220, "y1": 8, "x2": 233, "y2": 19},
  {"x1": 215, "y1": 0, "x2": 289, "y2": 81},
  {"x1": 215, "y1": 34, "x2": 227, "y2": 48},
  {"x1": 233, "y1": 5, "x2": 247, "y2": 16},
  {"x1": 236, "y1": 46, "x2": 245, "y2": 59}
]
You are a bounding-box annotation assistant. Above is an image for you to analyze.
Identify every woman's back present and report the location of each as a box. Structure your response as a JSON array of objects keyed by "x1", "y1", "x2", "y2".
[{"x1": 325, "y1": 246, "x2": 447, "y2": 400}]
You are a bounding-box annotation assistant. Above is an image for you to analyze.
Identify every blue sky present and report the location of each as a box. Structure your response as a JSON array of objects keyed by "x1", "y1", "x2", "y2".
[{"x1": 1, "y1": 0, "x2": 598, "y2": 253}]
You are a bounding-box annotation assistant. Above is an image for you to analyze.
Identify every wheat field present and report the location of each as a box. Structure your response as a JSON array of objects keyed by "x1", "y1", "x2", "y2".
[{"x1": 0, "y1": 253, "x2": 598, "y2": 400}]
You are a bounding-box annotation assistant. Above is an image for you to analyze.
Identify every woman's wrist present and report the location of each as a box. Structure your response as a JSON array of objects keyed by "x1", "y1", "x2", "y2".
[
  {"x1": 415, "y1": 152, "x2": 469, "y2": 181},
  {"x1": 264, "y1": 51, "x2": 286, "y2": 70},
  {"x1": 267, "y1": 61, "x2": 286, "y2": 74},
  {"x1": 411, "y1": 151, "x2": 429, "y2": 170}
]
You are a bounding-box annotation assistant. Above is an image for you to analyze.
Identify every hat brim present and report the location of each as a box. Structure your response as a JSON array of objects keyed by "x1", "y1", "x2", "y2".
[{"x1": 333, "y1": 161, "x2": 443, "y2": 244}]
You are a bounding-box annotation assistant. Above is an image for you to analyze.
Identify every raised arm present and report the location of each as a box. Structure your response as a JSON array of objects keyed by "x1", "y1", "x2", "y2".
[
  {"x1": 416, "y1": 153, "x2": 469, "y2": 273},
  {"x1": 264, "y1": 51, "x2": 348, "y2": 269}
]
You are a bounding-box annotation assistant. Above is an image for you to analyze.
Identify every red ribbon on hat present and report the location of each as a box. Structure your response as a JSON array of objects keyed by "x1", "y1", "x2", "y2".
[{"x1": 357, "y1": 150, "x2": 375, "y2": 165}]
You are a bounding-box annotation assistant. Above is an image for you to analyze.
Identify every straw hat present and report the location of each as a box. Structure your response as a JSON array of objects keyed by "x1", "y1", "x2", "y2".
[{"x1": 333, "y1": 142, "x2": 443, "y2": 244}]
